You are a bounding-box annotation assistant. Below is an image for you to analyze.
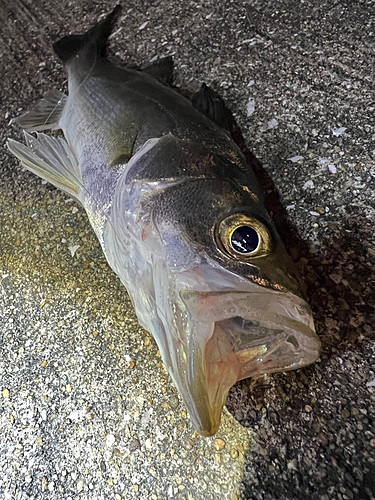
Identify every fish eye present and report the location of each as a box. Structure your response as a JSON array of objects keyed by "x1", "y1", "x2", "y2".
[
  {"x1": 217, "y1": 214, "x2": 272, "y2": 259},
  {"x1": 231, "y1": 225, "x2": 259, "y2": 253}
]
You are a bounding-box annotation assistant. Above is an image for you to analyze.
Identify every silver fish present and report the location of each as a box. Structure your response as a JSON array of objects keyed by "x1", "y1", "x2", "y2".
[{"x1": 7, "y1": 6, "x2": 320, "y2": 436}]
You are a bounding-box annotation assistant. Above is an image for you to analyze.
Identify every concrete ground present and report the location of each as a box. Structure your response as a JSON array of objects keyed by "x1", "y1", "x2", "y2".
[{"x1": 0, "y1": 1, "x2": 374, "y2": 499}]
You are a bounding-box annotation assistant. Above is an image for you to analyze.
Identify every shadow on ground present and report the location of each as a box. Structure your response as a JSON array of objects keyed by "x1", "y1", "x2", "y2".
[{"x1": 225, "y1": 111, "x2": 375, "y2": 500}]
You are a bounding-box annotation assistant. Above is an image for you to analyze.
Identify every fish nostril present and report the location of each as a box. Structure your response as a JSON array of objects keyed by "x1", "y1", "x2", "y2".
[{"x1": 286, "y1": 335, "x2": 299, "y2": 348}]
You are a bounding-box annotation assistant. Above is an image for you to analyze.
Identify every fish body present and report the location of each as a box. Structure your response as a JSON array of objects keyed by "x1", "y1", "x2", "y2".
[{"x1": 8, "y1": 6, "x2": 320, "y2": 436}]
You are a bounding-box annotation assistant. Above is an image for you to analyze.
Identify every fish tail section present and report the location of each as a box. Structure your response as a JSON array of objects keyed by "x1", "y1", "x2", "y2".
[
  {"x1": 7, "y1": 132, "x2": 82, "y2": 199},
  {"x1": 12, "y1": 90, "x2": 67, "y2": 132},
  {"x1": 53, "y1": 5, "x2": 122, "y2": 64}
]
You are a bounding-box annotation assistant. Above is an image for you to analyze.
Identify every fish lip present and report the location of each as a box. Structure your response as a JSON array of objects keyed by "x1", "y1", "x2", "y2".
[{"x1": 176, "y1": 288, "x2": 320, "y2": 435}]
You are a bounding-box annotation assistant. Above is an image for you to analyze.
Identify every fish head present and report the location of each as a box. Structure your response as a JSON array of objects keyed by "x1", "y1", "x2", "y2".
[
  {"x1": 162, "y1": 219, "x2": 319, "y2": 436},
  {"x1": 123, "y1": 136, "x2": 321, "y2": 436}
]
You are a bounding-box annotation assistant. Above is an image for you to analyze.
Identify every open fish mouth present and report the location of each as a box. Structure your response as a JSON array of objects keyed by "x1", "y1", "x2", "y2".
[{"x1": 174, "y1": 288, "x2": 320, "y2": 436}]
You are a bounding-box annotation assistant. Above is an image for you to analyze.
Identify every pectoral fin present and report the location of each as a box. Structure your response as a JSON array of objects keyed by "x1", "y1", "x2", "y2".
[{"x1": 7, "y1": 132, "x2": 81, "y2": 198}]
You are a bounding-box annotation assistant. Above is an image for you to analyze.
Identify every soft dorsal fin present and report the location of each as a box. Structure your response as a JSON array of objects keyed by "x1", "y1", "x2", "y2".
[
  {"x1": 53, "y1": 5, "x2": 122, "y2": 64},
  {"x1": 141, "y1": 57, "x2": 174, "y2": 85}
]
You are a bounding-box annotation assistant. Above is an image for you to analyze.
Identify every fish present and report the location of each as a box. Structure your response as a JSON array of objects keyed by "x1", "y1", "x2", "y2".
[{"x1": 7, "y1": 6, "x2": 321, "y2": 436}]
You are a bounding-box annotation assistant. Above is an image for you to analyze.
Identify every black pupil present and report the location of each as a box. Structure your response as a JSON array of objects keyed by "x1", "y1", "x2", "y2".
[{"x1": 231, "y1": 226, "x2": 259, "y2": 254}]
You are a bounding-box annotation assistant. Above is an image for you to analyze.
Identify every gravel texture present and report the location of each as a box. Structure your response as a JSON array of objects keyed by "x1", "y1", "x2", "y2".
[{"x1": 1, "y1": 1, "x2": 374, "y2": 499}]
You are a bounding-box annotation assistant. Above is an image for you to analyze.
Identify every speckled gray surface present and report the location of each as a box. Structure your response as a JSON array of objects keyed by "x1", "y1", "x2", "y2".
[{"x1": 0, "y1": 1, "x2": 374, "y2": 500}]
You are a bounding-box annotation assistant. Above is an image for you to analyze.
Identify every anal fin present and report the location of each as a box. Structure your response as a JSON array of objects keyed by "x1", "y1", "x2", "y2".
[
  {"x1": 12, "y1": 90, "x2": 67, "y2": 132},
  {"x1": 7, "y1": 132, "x2": 81, "y2": 198}
]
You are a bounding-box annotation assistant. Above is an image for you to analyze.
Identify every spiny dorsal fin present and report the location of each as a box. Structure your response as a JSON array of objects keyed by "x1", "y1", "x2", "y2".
[
  {"x1": 53, "y1": 5, "x2": 122, "y2": 64},
  {"x1": 191, "y1": 83, "x2": 231, "y2": 131}
]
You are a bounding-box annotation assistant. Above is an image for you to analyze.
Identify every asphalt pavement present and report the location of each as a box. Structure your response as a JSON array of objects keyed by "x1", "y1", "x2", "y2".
[{"x1": 0, "y1": 1, "x2": 374, "y2": 499}]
